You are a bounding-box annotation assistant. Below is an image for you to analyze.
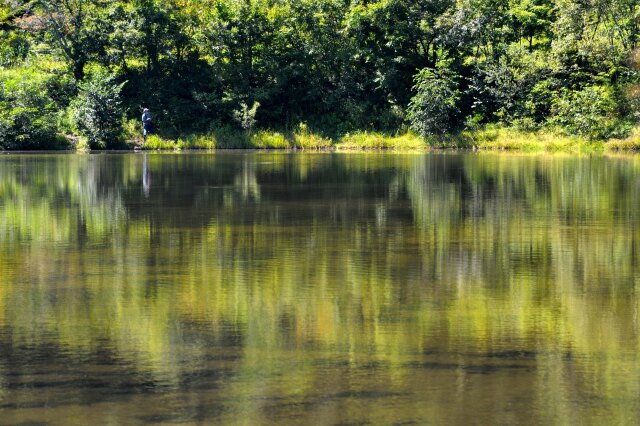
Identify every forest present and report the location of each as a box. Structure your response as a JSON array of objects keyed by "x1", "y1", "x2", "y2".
[{"x1": 0, "y1": 0, "x2": 639, "y2": 149}]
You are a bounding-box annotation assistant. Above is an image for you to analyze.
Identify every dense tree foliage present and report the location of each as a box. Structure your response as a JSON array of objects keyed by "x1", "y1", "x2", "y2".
[
  {"x1": 407, "y1": 68, "x2": 459, "y2": 136},
  {"x1": 0, "y1": 0, "x2": 639, "y2": 147},
  {"x1": 71, "y1": 70, "x2": 125, "y2": 148}
]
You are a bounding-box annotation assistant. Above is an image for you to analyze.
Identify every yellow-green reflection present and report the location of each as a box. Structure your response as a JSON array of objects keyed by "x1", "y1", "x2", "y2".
[{"x1": 0, "y1": 152, "x2": 639, "y2": 425}]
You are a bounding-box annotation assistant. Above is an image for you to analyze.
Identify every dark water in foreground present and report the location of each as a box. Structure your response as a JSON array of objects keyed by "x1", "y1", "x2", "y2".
[{"x1": 0, "y1": 152, "x2": 639, "y2": 425}]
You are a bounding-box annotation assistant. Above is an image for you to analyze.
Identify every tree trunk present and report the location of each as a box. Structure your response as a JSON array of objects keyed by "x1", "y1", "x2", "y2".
[{"x1": 73, "y1": 59, "x2": 85, "y2": 81}]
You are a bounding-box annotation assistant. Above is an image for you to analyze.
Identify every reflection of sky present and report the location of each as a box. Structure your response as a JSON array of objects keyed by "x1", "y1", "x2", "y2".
[{"x1": 0, "y1": 152, "x2": 639, "y2": 424}]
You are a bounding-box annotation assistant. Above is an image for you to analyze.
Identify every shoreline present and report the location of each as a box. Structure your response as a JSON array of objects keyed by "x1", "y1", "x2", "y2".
[
  {"x1": 5, "y1": 127, "x2": 640, "y2": 153},
  {"x1": 81, "y1": 126, "x2": 640, "y2": 152}
]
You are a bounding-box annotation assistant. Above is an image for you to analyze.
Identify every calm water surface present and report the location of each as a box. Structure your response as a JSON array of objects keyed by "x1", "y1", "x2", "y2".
[{"x1": 0, "y1": 152, "x2": 639, "y2": 425}]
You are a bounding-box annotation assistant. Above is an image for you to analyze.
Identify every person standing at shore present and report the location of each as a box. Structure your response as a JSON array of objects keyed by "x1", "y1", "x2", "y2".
[{"x1": 142, "y1": 108, "x2": 153, "y2": 141}]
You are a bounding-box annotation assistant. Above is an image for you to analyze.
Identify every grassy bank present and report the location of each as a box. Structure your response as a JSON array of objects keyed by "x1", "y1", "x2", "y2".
[
  {"x1": 135, "y1": 128, "x2": 333, "y2": 151},
  {"x1": 469, "y1": 128, "x2": 599, "y2": 152},
  {"x1": 121, "y1": 126, "x2": 640, "y2": 152},
  {"x1": 136, "y1": 131, "x2": 427, "y2": 151}
]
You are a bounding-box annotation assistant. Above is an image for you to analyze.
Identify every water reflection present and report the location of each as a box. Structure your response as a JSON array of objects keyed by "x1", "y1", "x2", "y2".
[
  {"x1": 0, "y1": 152, "x2": 639, "y2": 425},
  {"x1": 143, "y1": 154, "x2": 151, "y2": 198}
]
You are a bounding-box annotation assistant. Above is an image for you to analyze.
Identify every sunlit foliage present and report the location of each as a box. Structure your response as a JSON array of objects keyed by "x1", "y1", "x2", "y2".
[{"x1": 0, "y1": 0, "x2": 639, "y2": 147}]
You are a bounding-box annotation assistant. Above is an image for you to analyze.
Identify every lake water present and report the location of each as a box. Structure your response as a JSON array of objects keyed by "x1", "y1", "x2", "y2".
[{"x1": 0, "y1": 152, "x2": 639, "y2": 425}]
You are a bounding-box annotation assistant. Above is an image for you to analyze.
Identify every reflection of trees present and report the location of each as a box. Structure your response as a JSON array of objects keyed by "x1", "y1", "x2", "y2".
[{"x1": 0, "y1": 152, "x2": 639, "y2": 423}]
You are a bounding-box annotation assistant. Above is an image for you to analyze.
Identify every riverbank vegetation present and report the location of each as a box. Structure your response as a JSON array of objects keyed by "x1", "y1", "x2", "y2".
[
  {"x1": 1, "y1": 0, "x2": 640, "y2": 151},
  {"x1": 132, "y1": 128, "x2": 628, "y2": 153}
]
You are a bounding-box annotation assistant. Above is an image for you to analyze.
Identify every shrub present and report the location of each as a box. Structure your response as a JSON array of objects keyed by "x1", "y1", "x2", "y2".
[
  {"x1": 471, "y1": 48, "x2": 554, "y2": 126},
  {"x1": 71, "y1": 71, "x2": 125, "y2": 149},
  {"x1": 232, "y1": 101, "x2": 260, "y2": 132},
  {"x1": 551, "y1": 85, "x2": 622, "y2": 140},
  {"x1": 210, "y1": 125, "x2": 251, "y2": 148},
  {"x1": 0, "y1": 69, "x2": 63, "y2": 149},
  {"x1": 0, "y1": 31, "x2": 29, "y2": 67},
  {"x1": 407, "y1": 69, "x2": 460, "y2": 137}
]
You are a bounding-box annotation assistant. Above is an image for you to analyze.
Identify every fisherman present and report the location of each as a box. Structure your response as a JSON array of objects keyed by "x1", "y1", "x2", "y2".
[{"x1": 141, "y1": 108, "x2": 153, "y2": 141}]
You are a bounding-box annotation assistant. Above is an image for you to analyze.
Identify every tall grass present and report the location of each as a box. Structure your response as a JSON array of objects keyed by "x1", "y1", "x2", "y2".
[
  {"x1": 141, "y1": 134, "x2": 217, "y2": 150},
  {"x1": 139, "y1": 130, "x2": 286, "y2": 150},
  {"x1": 251, "y1": 131, "x2": 289, "y2": 149},
  {"x1": 469, "y1": 127, "x2": 602, "y2": 152},
  {"x1": 292, "y1": 124, "x2": 333, "y2": 149},
  {"x1": 137, "y1": 127, "x2": 333, "y2": 150},
  {"x1": 124, "y1": 125, "x2": 640, "y2": 152},
  {"x1": 606, "y1": 128, "x2": 640, "y2": 151},
  {"x1": 336, "y1": 131, "x2": 426, "y2": 150}
]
